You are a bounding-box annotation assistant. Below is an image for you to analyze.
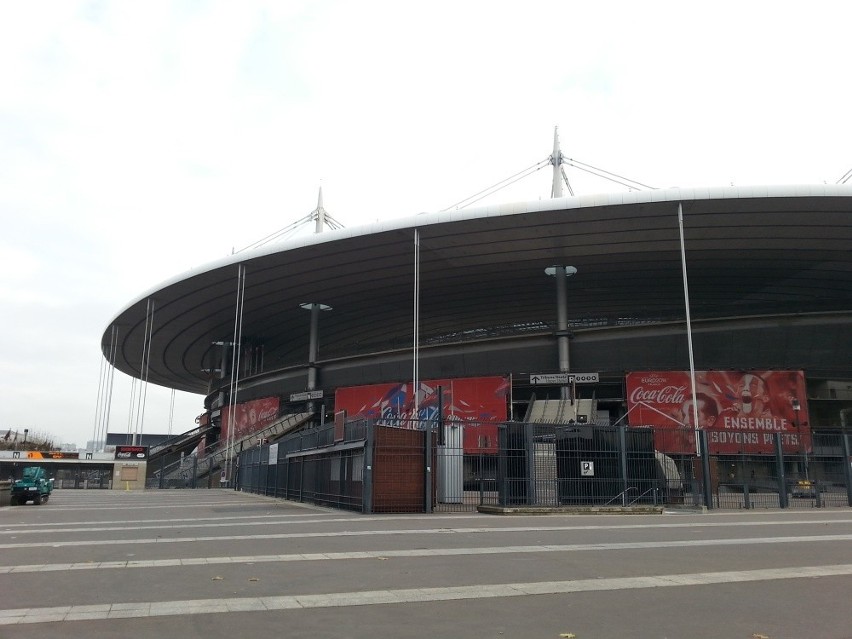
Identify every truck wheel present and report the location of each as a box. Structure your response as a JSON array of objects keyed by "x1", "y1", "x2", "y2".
[
  {"x1": 33, "y1": 494, "x2": 42, "y2": 505},
  {"x1": 42, "y1": 494, "x2": 49, "y2": 503},
  {"x1": 9, "y1": 496, "x2": 17, "y2": 506}
]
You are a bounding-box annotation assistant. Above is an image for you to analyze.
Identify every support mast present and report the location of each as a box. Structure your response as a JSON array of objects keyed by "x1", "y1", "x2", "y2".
[{"x1": 550, "y1": 126, "x2": 564, "y2": 198}]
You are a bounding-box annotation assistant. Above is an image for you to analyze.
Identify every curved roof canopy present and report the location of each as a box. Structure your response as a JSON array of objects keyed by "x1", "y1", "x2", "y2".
[{"x1": 104, "y1": 185, "x2": 852, "y2": 395}]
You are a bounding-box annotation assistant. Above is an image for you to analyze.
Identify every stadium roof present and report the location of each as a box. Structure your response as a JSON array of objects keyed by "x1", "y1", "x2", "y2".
[{"x1": 104, "y1": 185, "x2": 852, "y2": 395}]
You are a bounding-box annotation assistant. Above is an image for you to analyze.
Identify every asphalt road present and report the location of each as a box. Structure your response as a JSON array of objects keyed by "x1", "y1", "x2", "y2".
[{"x1": 1, "y1": 488, "x2": 851, "y2": 639}]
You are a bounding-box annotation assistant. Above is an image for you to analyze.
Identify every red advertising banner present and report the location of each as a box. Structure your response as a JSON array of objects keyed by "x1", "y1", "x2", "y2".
[
  {"x1": 335, "y1": 376, "x2": 510, "y2": 454},
  {"x1": 221, "y1": 397, "x2": 280, "y2": 444},
  {"x1": 625, "y1": 370, "x2": 810, "y2": 455}
]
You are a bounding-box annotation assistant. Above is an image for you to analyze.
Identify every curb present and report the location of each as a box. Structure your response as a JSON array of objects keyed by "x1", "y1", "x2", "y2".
[{"x1": 476, "y1": 505, "x2": 664, "y2": 515}]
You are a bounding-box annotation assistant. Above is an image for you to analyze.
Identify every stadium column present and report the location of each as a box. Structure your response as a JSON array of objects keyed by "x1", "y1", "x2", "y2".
[
  {"x1": 546, "y1": 265, "x2": 577, "y2": 400},
  {"x1": 308, "y1": 303, "x2": 320, "y2": 391},
  {"x1": 301, "y1": 302, "x2": 332, "y2": 413}
]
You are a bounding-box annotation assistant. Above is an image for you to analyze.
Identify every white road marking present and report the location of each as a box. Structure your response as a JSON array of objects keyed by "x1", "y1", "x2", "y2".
[
  {"x1": 0, "y1": 512, "x2": 338, "y2": 530},
  {"x1": 1, "y1": 563, "x2": 850, "y2": 625},
  {"x1": 1, "y1": 518, "x2": 850, "y2": 549},
  {"x1": 0, "y1": 534, "x2": 850, "y2": 574}
]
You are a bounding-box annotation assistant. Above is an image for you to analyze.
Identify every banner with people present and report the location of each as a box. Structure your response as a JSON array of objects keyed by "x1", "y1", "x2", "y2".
[
  {"x1": 625, "y1": 370, "x2": 810, "y2": 455},
  {"x1": 335, "y1": 376, "x2": 510, "y2": 453}
]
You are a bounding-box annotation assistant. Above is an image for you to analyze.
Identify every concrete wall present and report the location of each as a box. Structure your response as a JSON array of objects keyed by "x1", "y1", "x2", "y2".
[{"x1": 112, "y1": 462, "x2": 148, "y2": 490}]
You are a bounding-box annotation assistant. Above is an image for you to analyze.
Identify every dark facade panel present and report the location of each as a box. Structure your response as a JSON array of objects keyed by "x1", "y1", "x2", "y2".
[{"x1": 103, "y1": 188, "x2": 852, "y2": 402}]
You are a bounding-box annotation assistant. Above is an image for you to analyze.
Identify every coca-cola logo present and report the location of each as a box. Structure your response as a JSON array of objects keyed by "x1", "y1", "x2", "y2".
[
  {"x1": 258, "y1": 407, "x2": 277, "y2": 420},
  {"x1": 629, "y1": 385, "x2": 687, "y2": 405}
]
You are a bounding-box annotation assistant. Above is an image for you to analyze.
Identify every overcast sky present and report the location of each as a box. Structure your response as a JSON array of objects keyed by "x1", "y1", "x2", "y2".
[{"x1": 2, "y1": 1, "x2": 850, "y2": 448}]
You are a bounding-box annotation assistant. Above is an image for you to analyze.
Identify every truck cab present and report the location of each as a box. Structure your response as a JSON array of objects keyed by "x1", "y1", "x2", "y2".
[{"x1": 10, "y1": 466, "x2": 53, "y2": 505}]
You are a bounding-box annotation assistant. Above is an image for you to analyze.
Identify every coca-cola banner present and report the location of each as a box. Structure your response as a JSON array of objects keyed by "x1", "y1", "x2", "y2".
[
  {"x1": 335, "y1": 376, "x2": 510, "y2": 453},
  {"x1": 625, "y1": 371, "x2": 810, "y2": 455},
  {"x1": 221, "y1": 397, "x2": 280, "y2": 444}
]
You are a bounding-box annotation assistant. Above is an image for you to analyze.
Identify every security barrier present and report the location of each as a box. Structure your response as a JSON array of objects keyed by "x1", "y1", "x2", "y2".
[{"x1": 182, "y1": 421, "x2": 852, "y2": 513}]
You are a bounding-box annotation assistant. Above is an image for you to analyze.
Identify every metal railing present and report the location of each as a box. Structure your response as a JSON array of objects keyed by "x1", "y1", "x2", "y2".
[
  {"x1": 175, "y1": 420, "x2": 852, "y2": 514},
  {"x1": 147, "y1": 412, "x2": 313, "y2": 488}
]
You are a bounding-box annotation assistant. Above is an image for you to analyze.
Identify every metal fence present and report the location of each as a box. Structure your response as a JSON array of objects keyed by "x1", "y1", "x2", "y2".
[
  {"x1": 713, "y1": 431, "x2": 852, "y2": 509},
  {"x1": 237, "y1": 419, "x2": 370, "y2": 512},
  {"x1": 173, "y1": 421, "x2": 852, "y2": 513},
  {"x1": 438, "y1": 424, "x2": 852, "y2": 512},
  {"x1": 0, "y1": 462, "x2": 114, "y2": 490}
]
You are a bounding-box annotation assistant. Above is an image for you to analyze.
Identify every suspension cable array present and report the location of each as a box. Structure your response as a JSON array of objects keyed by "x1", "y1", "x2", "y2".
[
  {"x1": 562, "y1": 157, "x2": 656, "y2": 191},
  {"x1": 442, "y1": 136, "x2": 657, "y2": 211},
  {"x1": 224, "y1": 265, "x2": 247, "y2": 482},
  {"x1": 92, "y1": 325, "x2": 118, "y2": 451},
  {"x1": 237, "y1": 208, "x2": 345, "y2": 253},
  {"x1": 441, "y1": 159, "x2": 552, "y2": 211}
]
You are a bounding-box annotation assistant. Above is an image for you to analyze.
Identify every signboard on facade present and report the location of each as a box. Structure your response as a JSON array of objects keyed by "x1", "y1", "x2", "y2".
[
  {"x1": 335, "y1": 376, "x2": 510, "y2": 454},
  {"x1": 290, "y1": 390, "x2": 323, "y2": 402},
  {"x1": 531, "y1": 373, "x2": 571, "y2": 384},
  {"x1": 625, "y1": 370, "x2": 810, "y2": 455},
  {"x1": 581, "y1": 461, "x2": 595, "y2": 476},
  {"x1": 114, "y1": 445, "x2": 149, "y2": 460},
  {"x1": 10, "y1": 451, "x2": 82, "y2": 460},
  {"x1": 530, "y1": 372, "x2": 599, "y2": 384}
]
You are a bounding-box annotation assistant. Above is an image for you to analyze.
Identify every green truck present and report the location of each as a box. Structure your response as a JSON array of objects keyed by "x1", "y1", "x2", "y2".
[{"x1": 10, "y1": 466, "x2": 53, "y2": 505}]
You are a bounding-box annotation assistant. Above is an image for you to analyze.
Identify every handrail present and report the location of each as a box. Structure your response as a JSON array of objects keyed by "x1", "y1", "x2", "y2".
[
  {"x1": 628, "y1": 487, "x2": 659, "y2": 506},
  {"x1": 155, "y1": 412, "x2": 314, "y2": 482},
  {"x1": 149, "y1": 425, "x2": 216, "y2": 456},
  {"x1": 604, "y1": 487, "x2": 636, "y2": 506}
]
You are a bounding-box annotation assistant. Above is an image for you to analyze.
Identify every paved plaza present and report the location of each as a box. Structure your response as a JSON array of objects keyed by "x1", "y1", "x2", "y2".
[{"x1": 1, "y1": 488, "x2": 851, "y2": 638}]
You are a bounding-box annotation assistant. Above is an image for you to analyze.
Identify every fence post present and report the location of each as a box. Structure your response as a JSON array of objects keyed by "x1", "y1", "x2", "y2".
[
  {"x1": 424, "y1": 425, "x2": 433, "y2": 513},
  {"x1": 437, "y1": 386, "x2": 444, "y2": 446},
  {"x1": 159, "y1": 456, "x2": 165, "y2": 489},
  {"x1": 264, "y1": 448, "x2": 270, "y2": 496},
  {"x1": 842, "y1": 431, "x2": 852, "y2": 508},
  {"x1": 479, "y1": 450, "x2": 485, "y2": 505},
  {"x1": 774, "y1": 433, "x2": 788, "y2": 509},
  {"x1": 700, "y1": 430, "x2": 713, "y2": 509},
  {"x1": 283, "y1": 447, "x2": 290, "y2": 500},
  {"x1": 497, "y1": 424, "x2": 508, "y2": 506},
  {"x1": 233, "y1": 452, "x2": 240, "y2": 491},
  {"x1": 525, "y1": 422, "x2": 536, "y2": 506},
  {"x1": 363, "y1": 423, "x2": 374, "y2": 513},
  {"x1": 191, "y1": 455, "x2": 198, "y2": 489},
  {"x1": 618, "y1": 425, "x2": 629, "y2": 506}
]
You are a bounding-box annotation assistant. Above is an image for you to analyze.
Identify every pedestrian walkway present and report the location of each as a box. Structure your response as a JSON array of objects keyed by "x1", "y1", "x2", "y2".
[{"x1": 2, "y1": 489, "x2": 851, "y2": 638}]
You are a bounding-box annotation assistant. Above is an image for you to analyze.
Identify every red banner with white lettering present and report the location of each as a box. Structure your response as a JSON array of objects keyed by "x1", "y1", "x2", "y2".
[
  {"x1": 335, "y1": 376, "x2": 510, "y2": 454},
  {"x1": 625, "y1": 371, "x2": 810, "y2": 455},
  {"x1": 221, "y1": 397, "x2": 280, "y2": 444}
]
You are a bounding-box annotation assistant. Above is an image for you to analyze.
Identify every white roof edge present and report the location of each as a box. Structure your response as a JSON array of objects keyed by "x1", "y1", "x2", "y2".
[
  {"x1": 104, "y1": 183, "x2": 852, "y2": 332},
  {"x1": 362, "y1": 183, "x2": 852, "y2": 235}
]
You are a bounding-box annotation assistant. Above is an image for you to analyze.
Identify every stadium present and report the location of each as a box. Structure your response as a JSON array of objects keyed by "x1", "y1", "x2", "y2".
[{"x1": 101, "y1": 181, "x2": 852, "y2": 510}]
